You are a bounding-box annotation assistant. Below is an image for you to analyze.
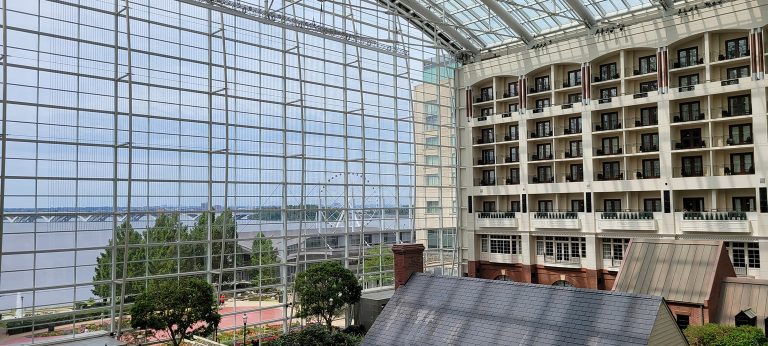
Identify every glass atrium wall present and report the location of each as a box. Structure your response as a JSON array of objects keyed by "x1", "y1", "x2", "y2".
[{"x1": 0, "y1": 0, "x2": 457, "y2": 343}]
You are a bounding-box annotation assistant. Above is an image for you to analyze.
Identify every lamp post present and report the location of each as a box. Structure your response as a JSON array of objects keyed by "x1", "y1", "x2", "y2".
[{"x1": 242, "y1": 313, "x2": 248, "y2": 346}]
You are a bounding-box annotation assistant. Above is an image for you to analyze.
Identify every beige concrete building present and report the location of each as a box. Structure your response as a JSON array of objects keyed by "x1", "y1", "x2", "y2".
[{"x1": 458, "y1": 0, "x2": 768, "y2": 288}]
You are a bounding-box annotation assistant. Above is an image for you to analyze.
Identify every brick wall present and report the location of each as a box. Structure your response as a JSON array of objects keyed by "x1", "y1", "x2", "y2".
[
  {"x1": 534, "y1": 266, "x2": 599, "y2": 289},
  {"x1": 468, "y1": 261, "x2": 604, "y2": 290},
  {"x1": 392, "y1": 243, "x2": 425, "y2": 289},
  {"x1": 467, "y1": 261, "x2": 531, "y2": 282},
  {"x1": 668, "y1": 302, "x2": 706, "y2": 327}
]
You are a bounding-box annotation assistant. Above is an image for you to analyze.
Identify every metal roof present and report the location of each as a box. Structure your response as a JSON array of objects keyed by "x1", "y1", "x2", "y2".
[
  {"x1": 363, "y1": 273, "x2": 688, "y2": 346},
  {"x1": 716, "y1": 278, "x2": 768, "y2": 326},
  {"x1": 613, "y1": 239, "x2": 734, "y2": 305},
  {"x1": 379, "y1": 0, "x2": 693, "y2": 57}
]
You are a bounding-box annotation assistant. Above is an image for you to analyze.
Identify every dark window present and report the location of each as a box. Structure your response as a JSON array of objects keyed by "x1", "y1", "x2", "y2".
[
  {"x1": 682, "y1": 197, "x2": 705, "y2": 212},
  {"x1": 638, "y1": 55, "x2": 657, "y2": 74},
  {"x1": 566, "y1": 70, "x2": 581, "y2": 87},
  {"x1": 727, "y1": 66, "x2": 750, "y2": 79},
  {"x1": 735, "y1": 311, "x2": 757, "y2": 327},
  {"x1": 507, "y1": 125, "x2": 519, "y2": 140},
  {"x1": 681, "y1": 156, "x2": 704, "y2": 177},
  {"x1": 568, "y1": 116, "x2": 582, "y2": 133},
  {"x1": 507, "y1": 82, "x2": 518, "y2": 97},
  {"x1": 552, "y1": 280, "x2": 574, "y2": 287},
  {"x1": 534, "y1": 76, "x2": 550, "y2": 92},
  {"x1": 599, "y1": 62, "x2": 618, "y2": 81},
  {"x1": 600, "y1": 87, "x2": 617, "y2": 101},
  {"x1": 568, "y1": 141, "x2": 582, "y2": 157},
  {"x1": 677, "y1": 314, "x2": 690, "y2": 330},
  {"x1": 535, "y1": 121, "x2": 551, "y2": 137},
  {"x1": 480, "y1": 128, "x2": 494, "y2": 143},
  {"x1": 601, "y1": 137, "x2": 620, "y2": 155},
  {"x1": 725, "y1": 37, "x2": 749, "y2": 59},
  {"x1": 604, "y1": 199, "x2": 622, "y2": 212},
  {"x1": 569, "y1": 164, "x2": 584, "y2": 182},
  {"x1": 536, "y1": 143, "x2": 552, "y2": 160},
  {"x1": 639, "y1": 107, "x2": 658, "y2": 126},
  {"x1": 481, "y1": 149, "x2": 495, "y2": 164},
  {"x1": 602, "y1": 161, "x2": 621, "y2": 180},
  {"x1": 481, "y1": 170, "x2": 495, "y2": 185},
  {"x1": 508, "y1": 147, "x2": 519, "y2": 162},
  {"x1": 482, "y1": 201, "x2": 496, "y2": 212},
  {"x1": 642, "y1": 159, "x2": 661, "y2": 179},
  {"x1": 480, "y1": 87, "x2": 493, "y2": 101},
  {"x1": 509, "y1": 103, "x2": 519, "y2": 113},
  {"x1": 733, "y1": 197, "x2": 756, "y2": 212},
  {"x1": 480, "y1": 107, "x2": 492, "y2": 117},
  {"x1": 677, "y1": 101, "x2": 702, "y2": 122},
  {"x1": 730, "y1": 152, "x2": 754, "y2": 175},
  {"x1": 567, "y1": 93, "x2": 582, "y2": 104},
  {"x1": 510, "y1": 200, "x2": 521, "y2": 212},
  {"x1": 679, "y1": 128, "x2": 703, "y2": 149},
  {"x1": 600, "y1": 112, "x2": 620, "y2": 130},
  {"x1": 538, "y1": 200, "x2": 553, "y2": 212},
  {"x1": 644, "y1": 198, "x2": 662, "y2": 212},
  {"x1": 677, "y1": 46, "x2": 699, "y2": 68},
  {"x1": 729, "y1": 124, "x2": 752, "y2": 145},
  {"x1": 536, "y1": 166, "x2": 553, "y2": 183},
  {"x1": 639, "y1": 80, "x2": 658, "y2": 93},
  {"x1": 641, "y1": 133, "x2": 659, "y2": 152},
  {"x1": 571, "y1": 199, "x2": 584, "y2": 212},
  {"x1": 508, "y1": 168, "x2": 520, "y2": 185},
  {"x1": 678, "y1": 74, "x2": 699, "y2": 91},
  {"x1": 535, "y1": 98, "x2": 551, "y2": 110},
  {"x1": 728, "y1": 95, "x2": 751, "y2": 116}
]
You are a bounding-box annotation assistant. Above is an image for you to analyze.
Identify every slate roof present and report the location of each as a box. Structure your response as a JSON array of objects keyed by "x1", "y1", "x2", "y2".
[
  {"x1": 716, "y1": 277, "x2": 768, "y2": 327},
  {"x1": 612, "y1": 239, "x2": 730, "y2": 304},
  {"x1": 363, "y1": 273, "x2": 669, "y2": 346}
]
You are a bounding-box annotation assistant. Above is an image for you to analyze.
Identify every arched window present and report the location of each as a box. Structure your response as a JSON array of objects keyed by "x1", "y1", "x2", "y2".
[
  {"x1": 552, "y1": 280, "x2": 574, "y2": 287},
  {"x1": 494, "y1": 275, "x2": 512, "y2": 281}
]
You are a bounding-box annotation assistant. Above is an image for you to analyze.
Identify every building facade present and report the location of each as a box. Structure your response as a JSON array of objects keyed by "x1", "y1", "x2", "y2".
[{"x1": 458, "y1": 0, "x2": 768, "y2": 288}]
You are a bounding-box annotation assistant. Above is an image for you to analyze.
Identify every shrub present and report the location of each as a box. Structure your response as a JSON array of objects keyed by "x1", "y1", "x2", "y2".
[
  {"x1": 685, "y1": 323, "x2": 768, "y2": 346},
  {"x1": 266, "y1": 324, "x2": 362, "y2": 346}
]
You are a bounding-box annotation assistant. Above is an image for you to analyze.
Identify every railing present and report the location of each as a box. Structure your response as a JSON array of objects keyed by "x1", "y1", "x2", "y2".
[
  {"x1": 676, "y1": 85, "x2": 696, "y2": 92},
  {"x1": 600, "y1": 211, "x2": 654, "y2": 219},
  {"x1": 561, "y1": 127, "x2": 582, "y2": 135},
  {"x1": 734, "y1": 267, "x2": 748, "y2": 276},
  {"x1": 673, "y1": 165, "x2": 711, "y2": 178},
  {"x1": 529, "y1": 130, "x2": 553, "y2": 138},
  {"x1": 474, "y1": 178, "x2": 496, "y2": 186},
  {"x1": 561, "y1": 103, "x2": 574, "y2": 109},
  {"x1": 595, "y1": 171, "x2": 625, "y2": 181},
  {"x1": 626, "y1": 142, "x2": 659, "y2": 153},
  {"x1": 500, "y1": 112, "x2": 512, "y2": 118},
  {"x1": 721, "y1": 78, "x2": 740, "y2": 86},
  {"x1": 633, "y1": 170, "x2": 660, "y2": 179},
  {"x1": 560, "y1": 173, "x2": 584, "y2": 182},
  {"x1": 630, "y1": 67, "x2": 657, "y2": 76},
  {"x1": 559, "y1": 80, "x2": 582, "y2": 88},
  {"x1": 682, "y1": 211, "x2": 747, "y2": 220},
  {"x1": 502, "y1": 133, "x2": 519, "y2": 141},
  {"x1": 598, "y1": 97, "x2": 613, "y2": 104},
  {"x1": 530, "y1": 153, "x2": 553, "y2": 161},
  {"x1": 595, "y1": 146, "x2": 623, "y2": 156},
  {"x1": 533, "y1": 211, "x2": 579, "y2": 219},
  {"x1": 529, "y1": 86, "x2": 551, "y2": 94},
  {"x1": 474, "y1": 136, "x2": 495, "y2": 145},
  {"x1": 477, "y1": 211, "x2": 516, "y2": 219},
  {"x1": 671, "y1": 112, "x2": 706, "y2": 123},
  {"x1": 476, "y1": 158, "x2": 495, "y2": 165},
  {"x1": 671, "y1": 57, "x2": 704, "y2": 69},
  {"x1": 502, "y1": 90, "x2": 519, "y2": 98},
  {"x1": 505, "y1": 177, "x2": 520, "y2": 185},
  {"x1": 713, "y1": 50, "x2": 750, "y2": 61},
  {"x1": 632, "y1": 117, "x2": 658, "y2": 127},
  {"x1": 712, "y1": 135, "x2": 753, "y2": 147},
  {"x1": 543, "y1": 255, "x2": 582, "y2": 265},
  {"x1": 530, "y1": 176, "x2": 554, "y2": 184},
  {"x1": 594, "y1": 122, "x2": 622, "y2": 131},
  {"x1": 593, "y1": 73, "x2": 621, "y2": 82},
  {"x1": 532, "y1": 107, "x2": 546, "y2": 114},
  {"x1": 502, "y1": 155, "x2": 519, "y2": 163},
  {"x1": 713, "y1": 164, "x2": 755, "y2": 176},
  {"x1": 673, "y1": 138, "x2": 706, "y2": 150},
  {"x1": 476, "y1": 115, "x2": 489, "y2": 121},
  {"x1": 715, "y1": 107, "x2": 752, "y2": 118},
  {"x1": 476, "y1": 95, "x2": 493, "y2": 103},
  {"x1": 562, "y1": 149, "x2": 583, "y2": 158}
]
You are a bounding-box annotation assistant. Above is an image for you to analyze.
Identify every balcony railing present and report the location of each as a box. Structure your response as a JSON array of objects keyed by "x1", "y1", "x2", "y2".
[
  {"x1": 597, "y1": 211, "x2": 658, "y2": 231},
  {"x1": 677, "y1": 85, "x2": 696, "y2": 92},
  {"x1": 718, "y1": 107, "x2": 752, "y2": 118},
  {"x1": 721, "y1": 165, "x2": 755, "y2": 176},
  {"x1": 478, "y1": 211, "x2": 516, "y2": 219},
  {"x1": 734, "y1": 267, "x2": 748, "y2": 276},
  {"x1": 502, "y1": 90, "x2": 519, "y2": 98},
  {"x1": 633, "y1": 117, "x2": 658, "y2": 127},
  {"x1": 672, "y1": 112, "x2": 705, "y2": 123},
  {"x1": 532, "y1": 211, "x2": 582, "y2": 229},
  {"x1": 563, "y1": 150, "x2": 583, "y2": 158},
  {"x1": 598, "y1": 97, "x2": 613, "y2": 104},
  {"x1": 543, "y1": 255, "x2": 582, "y2": 265},
  {"x1": 673, "y1": 138, "x2": 706, "y2": 150},
  {"x1": 529, "y1": 130, "x2": 553, "y2": 139},
  {"x1": 505, "y1": 177, "x2": 520, "y2": 185},
  {"x1": 503, "y1": 155, "x2": 519, "y2": 163},
  {"x1": 595, "y1": 146, "x2": 622, "y2": 156},
  {"x1": 503, "y1": 133, "x2": 519, "y2": 141},
  {"x1": 594, "y1": 122, "x2": 622, "y2": 131},
  {"x1": 530, "y1": 176, "x2": 554, "y2": 184},
  {"x1": 561, "y1": 173, "x2": 584, "y2": 182},
  {"x1": 476, "y1": 158, "x2": 495, "y2": 165},
  {"x1": 712, "y1": 135, "x2": 753, "y2": 146},
  {"x1": 475, "y1": 178, "x2": 496, "y2": 186},
  {"x1": 634, "y1": 170, "x2": 660, "y2": 179},
  {"x1": 476, "y1": 95, "x2": 493, "y2": 103},
  {"x1": 631, "y1": 67, "x2": 657, "y2": 76},
  {"x1": 673, "y1": 165, "x2": 711, "y2": 178},
  {"x1": 593, "y1": 73, "x2": 620, "y2": 83},
  {"x1": 533, "y1": 211, "x2": 579, "y2": 219},
  {"x1": 529, "y1": 86, "x2": 551, "y2": 94},
  {"x1": 713, "y1": 49, "x2": 750, "y2": 61},
  {"x1": 678, "y1": 211, "x2": 754, "y2": 234},
  {"x1": 530, "y1": 153, "x2": 553, "y2": 161},
  {"x1": 560, "y1": 80, "x2": 582, "y2": 88},
  {"x1": 476, "y1": 212, "x2": 518, "y2": 228},
  {"x1": 671, "y1": 57, "x2": 704, "y2": 69},
  {"x1": 562, "y1": 127, "x2": 582, "y2": 135},
  {"x1": 474, "y1": 136, "x2": 495, "y2": 145},
  {"x1": 595, "y1": 171, "x2": 624, "y2": 181}
]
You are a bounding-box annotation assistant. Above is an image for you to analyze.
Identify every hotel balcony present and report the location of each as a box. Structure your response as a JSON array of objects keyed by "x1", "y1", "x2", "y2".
[
  {"x1": 597, "y1": 211, "x2": 659, "y2": 231},
  {"x1": 540, "y1": 255, "x2": 584, "y2": 267},
  {"x1": 475, "y1": 212, "x2": 518, "y2": 228},
  {"x1": 479, "y1": 252, "x2": 522, "y2": 264},
  {"x1": 531, "y1": 211, "x2": 582, "y2": 229},
  {"x1": 677, "y1": 211, "x2": 755, "y2": 234}
]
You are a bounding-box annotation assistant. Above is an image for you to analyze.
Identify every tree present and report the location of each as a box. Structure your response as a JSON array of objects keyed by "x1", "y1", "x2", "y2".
[
  {"x1": 187, "y1": 210, "x2": 240, "y2": 284},
  {"x1": 684, "y1": 323, "x2": 768, "y2": 346},
  {"x1": 92, "y1": 221, "x2": 145, "y2": 300},
  {"x1": 362, "y1": 244, "x2": 393, "y2": 287},
  {"x1": 145, "y1": 213, "x2": 186, "y2": 276},
  {"x1": 130, "y1": 278, "x2": 221, "y2": 346},
  {"x1": 251, "y1": 232, "x2": 280, "y2": 287},
  {"x1": 294, "y1": 261, "x2": 362, "y2": 331}
]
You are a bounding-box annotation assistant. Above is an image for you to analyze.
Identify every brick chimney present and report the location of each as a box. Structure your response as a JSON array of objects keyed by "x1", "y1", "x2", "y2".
[{"x1": 392, "y1": 243, "x2": 425, "y2": 289}]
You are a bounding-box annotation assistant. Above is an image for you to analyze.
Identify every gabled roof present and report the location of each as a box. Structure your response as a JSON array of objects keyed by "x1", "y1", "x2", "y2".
[
  {"x1": 612, "y1": 239, "x2": 735, "y2": 304},
  {"x1": 363, "y1": 273, "x2": 687, "y2": 346},
  {"x1": 716, "y1": 278, "x2": 768, "y2": 326}
]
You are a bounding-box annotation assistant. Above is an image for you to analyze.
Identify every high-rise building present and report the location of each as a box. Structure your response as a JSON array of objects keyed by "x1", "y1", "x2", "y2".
[{"x1": 458, "y1": 0, "x2": 768, "y2": 288}]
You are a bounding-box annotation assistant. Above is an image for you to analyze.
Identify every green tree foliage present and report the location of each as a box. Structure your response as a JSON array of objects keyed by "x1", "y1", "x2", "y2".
[
  {"x1": 92, "y1": 221, "x2": 144, "y2": 300},
  {"x1": 362, "y1": 244, "x2": 393, "y2": 287},
  {"x1": 130, "y1": 278, "x2": 221, "y2": 346},
  {"x1": 294, "y1": 261, "x2": 362, "y2": 331},
  {"x1": 251, "y1": 232, "x2": 280, "y2": 286},
  {"x1": 92, "y1": 210, "x2": 244, "y2": 300},
  {"x1": 685, "y1": 323, "x2": 768, "y2": 346},
  {"x1": 268, "y1": 324, "x2": 362, "y2": 346}
]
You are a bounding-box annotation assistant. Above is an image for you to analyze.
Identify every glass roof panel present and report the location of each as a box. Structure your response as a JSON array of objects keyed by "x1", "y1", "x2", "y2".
[{"x1": 406, "y1": 0, "x2": 661, "y2": 51}]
